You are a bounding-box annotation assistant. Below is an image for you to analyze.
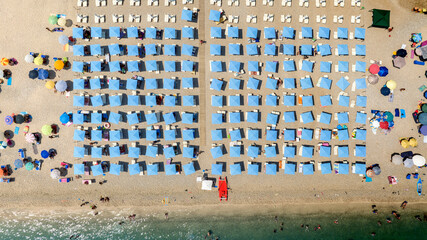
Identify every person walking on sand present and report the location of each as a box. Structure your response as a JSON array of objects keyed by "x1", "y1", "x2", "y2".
[
  {"x1": 46, "y1": 27, "x2": 54, "y2": 32},
  {"x1": 165, "y1": 212, "x2": 169, "y2": 220}
]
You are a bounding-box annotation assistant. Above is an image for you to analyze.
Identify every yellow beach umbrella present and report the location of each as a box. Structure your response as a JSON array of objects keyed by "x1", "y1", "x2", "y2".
[
  {"x1": 34, "y1": 56, "x2": 43, "y2": 65},
  {"x1": 386, "y1": 80, "x2": 397, "y2": 90},
  {"x1": 400, "y1": 139, "x2": 409, "y2": 148},
  {"x1": 57, "y1": 18, "x2": 66, "y2": 26},
  {"x1": 1, "y1": 58, "x2": 9, "y2": 66},
  {"x1": 41, "y1": 125, "x2": 53, "y2": 136},
  {"x1": 45, "y1": 81, "x2": 55, "y2": 89},
  {"x1": 409, "y1": 138, "x2": 418, "y2": 147},
  {"x1": 54, "y1": 60, "x2": 64, "y2": 70}
]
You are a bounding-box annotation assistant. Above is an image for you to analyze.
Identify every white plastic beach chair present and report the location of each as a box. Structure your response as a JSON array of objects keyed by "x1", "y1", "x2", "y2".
[
  {"x1": 333, "y1": 15, "x2": 338, "y2": 23},
  {"x1": 303, "y1": 15, "x2": 309, "y2": 24},
  {"x1": 321, "y1": 15, "x2": 326, "y2": 23},
  {"x1": 320, "y1": 0, "x2": 326, "y2": 6},
  {"x1": 77, "y1": 14, "x2": 88, "y2": 23},
  {"x1": 113, "y1": 0, "x2": 124, "y2": 5},
  {"x1": 78, "y1": 0, "x2": 88, "y2": 7},
  {"x1": 130, "y1": 0, "x2": 141, "y2": 5},
  {"x1": 94, "y1": 14, "x2": 105, "y2": 23}
]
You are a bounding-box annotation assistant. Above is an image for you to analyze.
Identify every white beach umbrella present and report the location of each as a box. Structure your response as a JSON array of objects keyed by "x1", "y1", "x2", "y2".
[
  {"x1": 25, "y1": 133, "x2": 36, "y2": 143},
  {"x1": 201, "y1": 180, "x2": 213, "y2": 191},
  {"x1": 391, "y1": 155, "x2": 403, "y2": 165},
  {"x1": 413, "y1": 155, "x2": 426, "y2": 167},
  {"x1": 404, "y1": 158, "x2": 414, "y2": 168},
  {"x1": 25, "y1": 54, "x2": 34, "y2": 63},
  {"x1": 50, "y1": 169, "x2": 60, "y2": 179}
]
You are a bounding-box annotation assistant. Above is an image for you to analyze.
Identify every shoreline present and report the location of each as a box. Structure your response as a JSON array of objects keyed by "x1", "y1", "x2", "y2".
[{"x1": 1, "y1": 201, "x2": 426, "y2": 218}]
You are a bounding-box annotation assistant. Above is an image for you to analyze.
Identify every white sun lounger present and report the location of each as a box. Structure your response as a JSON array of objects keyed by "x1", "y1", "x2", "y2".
[
  {"x1": 77, "y1": 0, "x2": 88, "y2": 7},
  {"x1": 130, "y1": 0, "x2": 141, "y2": 5},
  {"x1": 94, "y1": 14, "x2": 105, "y2": 23}
]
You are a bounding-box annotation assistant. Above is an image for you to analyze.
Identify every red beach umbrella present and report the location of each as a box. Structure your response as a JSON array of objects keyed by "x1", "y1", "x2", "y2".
[
  {"x1": 380, "y1": 121, "x2": 389, "y2": 129},
  {"x1": 369, "y1": 64, "x2": 380, "y2": 74}
]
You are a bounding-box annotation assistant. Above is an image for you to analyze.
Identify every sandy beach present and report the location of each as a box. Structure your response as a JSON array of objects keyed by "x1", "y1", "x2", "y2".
[{"x1": 0, "y1": 0, "x2": 425, "y2": 223}]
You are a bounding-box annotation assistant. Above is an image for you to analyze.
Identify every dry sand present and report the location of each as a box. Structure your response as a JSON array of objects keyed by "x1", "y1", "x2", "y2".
[{"x1": 0, "y1": 0, "x2": 425, "y2": 216}]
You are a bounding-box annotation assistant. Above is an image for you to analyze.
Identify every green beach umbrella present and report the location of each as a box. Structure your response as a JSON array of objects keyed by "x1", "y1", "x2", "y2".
[
  {"x1": 384, "y1": 112, "x2": 394, "y2": 122},
  {"x1": 25, "y1": 162, "x2": 34, "y2": 171},
  {"x1": 41, "y1": 125, "x2": 52, "y2": 135},
  {"x1": 49, "y1": 15, "x2": 58, "y2": 25}
]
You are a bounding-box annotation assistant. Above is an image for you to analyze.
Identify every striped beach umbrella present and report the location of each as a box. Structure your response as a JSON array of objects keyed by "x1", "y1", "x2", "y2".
[{"x1": 4, "y1": 116, "x2": 13, "y2": 125}]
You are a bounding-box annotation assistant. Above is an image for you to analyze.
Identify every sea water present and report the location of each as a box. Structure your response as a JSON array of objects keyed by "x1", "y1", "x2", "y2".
[{"x1": 0, "y1": 210, "x2": 426, "y2": 239}]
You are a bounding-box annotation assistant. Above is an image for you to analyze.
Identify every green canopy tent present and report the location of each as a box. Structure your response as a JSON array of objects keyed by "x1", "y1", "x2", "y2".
[{"x1": 371, "y1": 9, "x2": 390, "y2": 28}]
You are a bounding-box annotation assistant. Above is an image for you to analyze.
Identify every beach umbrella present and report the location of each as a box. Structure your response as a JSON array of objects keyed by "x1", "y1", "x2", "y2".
[
  {"x1": 386, "y1": 80, "x2": 396, "y2": 90},
  {"x1": 391, "y1": 155, "x2": 403, "y2": 165},
  {"x1": 14, "y1": 159, "x2": 23, "y2": 169},
  {"x1": 41, "y1": 150, "x2": 49, "y2": 158},
  {"x1": 393, "y1": 56, "x2": 406, "y2": 69},
  {"x1": 396, "y1": 49, "x2": 407, "y2": 58},
  {"x1": 58, "y1": 35, "x2": 69, "y2": 45},
  {"x1": 28, "y1": 70, "x2": 38, "y2": 79},
  {"x1": 372, "y1": 166, "x2": 381, "y2": 175},
  {"x1": 420, "y1": 125, "x2": 427, "y2": 135},
  {"x1": 367, "y1": 75, "x2": 379, "y2": 85},
  {"x1": 54, "y1": 60, "x2": 64, "y2": 70},
  {"x1": 38, "y1": 69, "x2": 49, "y2": 80},
  {"x1": 14, "y1": 115, "x2": 24, "y2": 124},
  {"x1": 51, "y1": 169, "x2": 60, "y2": 179},
  {"x1": 34, "y1": 56, "x2": 43, "y2": 65},
  {"x1": 1, "y1": 58, "x2": 9, "y2": 66},
  {"x1": 25, "y1": 162, "x2": 34, "y2": 171},
  {"x1": 384, "y1": 112, "x2": 394, "y2": 122},
  {"x1": 378, "y1": 66, "x2": 388, "y2": 77},
  {"x1": 25, "y1": 54, "x2": 34, "y2": 63},
  {"x1": 404, "y1": 158, "x2": 414, "y2": 168},
  {"x1": 369, "y1": 64, "x2": 380, "y2": 74},
  {"x1": 409, "y1": 138, "x2": 418, "y2": 147},
  {"x1": 55, "y1": 80, "x2": 67, "y2": 92},
  {"x1": 25, "y1": 133, "x2": 36, "y2": 143},
  {"x1": 411, "y1": 33, "x2": 422, "y2": 43},
  {"x1": 57, "y1": 18, "x2": 66, "y2": 26},
  {"x1": 380, "y1": 86, "x2": 390, "y2": 96},
  {"x1": 4, "y1": 115, "x2": 13, "y2": 125},
  {"x1": 48, "y1": 15, "x2": 58, "y2": 25},
  {"x1": 41, "y1": 125, "x2": 52, "y2": 135},
  {"x1": 400, "y1": 139, "x2": 409, "y2": 148},
  {"x1": 413, "y1": 155, "x2": 426, "y2": 167},
  {"x1": 45, "y1": 81, "x2": 55, "y2": 89},
  {"x1": 59, "y1": 112, "x2": 69, "y2": 124},
  {"x1": 418, "y1": 113, "x2": 427, "y2": 124},
  {"x1": 380, "y1": 121, "x2": 389, "y2": 129}
]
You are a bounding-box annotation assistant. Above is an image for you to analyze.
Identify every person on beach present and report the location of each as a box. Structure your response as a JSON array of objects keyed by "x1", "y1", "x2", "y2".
[
  {"x1": 165, "y1": 212, "x2": 168, "y2": 220},
  {"x1": 128, "y1": 214, "x2": 136, "y2": 221},
  {"x1": 400, "y1": 201, "x2": 407, "y2": 209},
  {"x1": 386, "y1": 218, "x2": 392, "y2": 223},
  {"x1": 274, "y1": 216, "x2": 278, "y2": 222}
]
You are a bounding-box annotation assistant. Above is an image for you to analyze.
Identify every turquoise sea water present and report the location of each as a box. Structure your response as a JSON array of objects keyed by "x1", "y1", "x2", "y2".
[{"x1": 0, "y1": 210, "x2": 426, "y2": 240}]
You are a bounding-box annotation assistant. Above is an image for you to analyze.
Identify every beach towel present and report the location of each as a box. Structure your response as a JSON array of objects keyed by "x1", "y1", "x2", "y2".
[
  {"x1": 7, "y1": 77, "x2": 12, "y2": 85},
  {"x1": 14, "y1": 127, "x2": 19, "y2": 134}
]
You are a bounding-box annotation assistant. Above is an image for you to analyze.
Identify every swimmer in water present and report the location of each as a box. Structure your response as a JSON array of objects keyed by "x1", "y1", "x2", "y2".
[
  {"x1": 273, "y1": 229, "x2": 277, "y2": 233},
  {"x1": 371, "y1": 232, "x2": 376, "y2": 237},
  {"x1": 377, "y1": 221, "x2": 382, "y2": 226},
  {"x1": 334, "y1": 220, "x2": 339, "y2": 224},
  {"x1": 386, "y1": 218, "x2": 392, "y2": 223}
]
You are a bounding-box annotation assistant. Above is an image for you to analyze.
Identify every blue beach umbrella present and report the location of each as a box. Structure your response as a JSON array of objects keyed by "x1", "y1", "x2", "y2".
[
  {"x1": 91, "y1": 165, "x2": 103, "y2": 176},
  {"x1": 73, "y1": 45, "x2": 85, "y2": 56},
  {"x1": 246, "y1": 44, "x2": 259, "y2": 55},
  {"x1": 72, "y1": 28, "x2": 83, "y2": 39},
  {"x1": 338, "y1": 146, "x2": 349, "y2": 158},
  {"x1": 128, "y1": 164, "x2": 140, "y2": 175},
  {"x1": 209, "y1": 10, "x2": 221, "y2": 21},
  {"x1": 264, "y1": 27, "x2": 276, "y2": 39},
  {"x1": 355, "y1": 61, "x2": 366, "y2": 73},
  {"x1": 321, "y1": 162, "x2": 332, "y2": 174},
  {"x1": 284, "y1": 146, "x2": 296, "y2": 158},
  {"x1": 91, "y1": 27, "x2": 102, "y2": 38},
  {"x1": 284, "y1": 162, "x2": 296, "y2": 175},
  {"x1": 183, "y1": 162, "x2": 196, "y2": 175},
  {"x1": 164, "y1": 27, "x2": 177, "y2": 39},
  {"x1": 301, "y1": 60, "x2": 314, "y2": 72},
  {"x1": 265, "y1": 164, "x2": 277, "y2": 175},
  {"x1": 210, "y1": 44, "x2": 222, "y2": 56},
  {"x1": 109, "y1": 27, "x2": 121, "y2": 38},
  {"x1": 320, "y1": 61, "x2": 332, "y2": 72},
  {"x1": 337, "y1": 27, "x2": 348, "y2": 39},
  {"x1": 355, "y1": 27, "x2": 365, "y2": 40},
  {"x1": 147, "y1": 164, "x2": 158, "y2": 175},
  {"x1": 338, "y1": 163, "x2": 349, "y2": 174},
  {"x1": 181, "y1": 9, "x2": 193, "y2": 21},
  {"x1": 228, "y1": 26, "x2": 239, "y2": 38},
  {"x1": 283, "y1": 111, "x2": 296, "y2": 123},
  {"x1": 127, "y1": 27, "x2": 138, "y2": 38},
  {"x1": 248, "y1": 164, "x2": 259, "y2": 175},
  {"x1": 127, "y1": 45, "x2": 139, "y2": 56},
  {"x1": 230, "y1": 164, "x2": 242, "y2": 175},
  {"x1": 38, "y1": 69, "x2": 49, "y2": 80},
  {"x1": 182, "y1": 27, "x2": 194, "y2": 38},
  {"x1": 109, "y1": 164, "x2": 121, "y2": 175},
  {"x1": 74, "y1": 164, "x2": 84, "y2": 175},
  {"x1": 300, "y1": 77, "x2": 313, "y2": 89},
  {"x1": 165, "y1": 164, "x2": 177, "y2": 176},
  {"x1": 301, "y1": 145, "x2": 314, "y2": 158},
  {"x1": 320, "y1": 129, "x2": 332, "y2": 141},
  {"x1": 303, "y1": 163, "x2": 314, "y2": 175},
  {"x1": 210, "y1": 27, "x2": 222, "y2": 38},
  {"x1": 318, "y1": 27, "x2": 330, "y2": 39},
  {"x1": 247, "y1": 27, "x2": 259, "y2": 39},
  {"x1": 282, "y1": 27, "x2": 295, "y2": 39},
  {"x1": 318, "y1": 44, "x2": 332, "y2": 56},
  {"x1": 282, "y1": 44, "x2": 295, "y2": 55},
  {"x1": 338, "y1": 61, "x2": 349, "y2": 72},
  {"x1": 212, "y1": 163, "x2": 223, "y2": 175},
  {"x1": 301, "y1": 27, "x2": 313, "y2": 38},
  {"x1": 210, "y1": 146, "x2": 223, "y2": 159}
]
